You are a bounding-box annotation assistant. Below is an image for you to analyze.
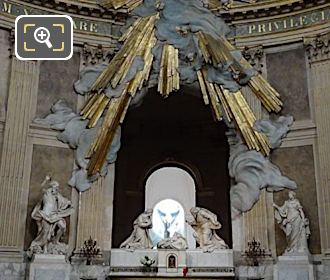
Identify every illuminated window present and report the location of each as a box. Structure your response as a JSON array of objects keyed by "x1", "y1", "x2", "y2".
[
  {"x1": 150, "y1": 199, "x2": 185, "y2": 246},
  {"x1": 145, "y1": 166, "x2": 196, "y2": 248}
]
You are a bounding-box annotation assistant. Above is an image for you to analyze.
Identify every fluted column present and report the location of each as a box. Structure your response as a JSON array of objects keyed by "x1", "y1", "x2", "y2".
[
  {"x1": 75, "y1": 164, "x2": 115, "y2": 252},
  {"x1": 305, "y1": 33, "x2": 330, "y2": 254},
  {"x1": 235, "y1": 46, "x2": 276, "y2": 254},
  {"x1": 0, "y1": 58, "x2": 39, "y2": 253},
  {"x1": 74, "y1": 48, "x2": 116, "y2": 253}
]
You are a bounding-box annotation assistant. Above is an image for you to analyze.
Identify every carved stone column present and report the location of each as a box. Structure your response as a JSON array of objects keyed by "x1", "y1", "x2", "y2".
[
  {"x1": 0, "y1": 58, "x2": 39, "y2": 257},
  {"x1": 305, "y1": 33, "x2": 330, "y2": 254},
  {"x1": 233, "y1": 46, "x2": 276, "y2": 254}
]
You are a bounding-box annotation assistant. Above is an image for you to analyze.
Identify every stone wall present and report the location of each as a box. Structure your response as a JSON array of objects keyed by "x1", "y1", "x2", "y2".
[
  {"x1": 272, "y1": 146, "x2": 320, "y2": 255},
  {"x1": 266, "y1": 47, "x2": 310, "y2": 121},
  {"x1": 36, "y1": 53, "x2": 80, "y2": 118}
]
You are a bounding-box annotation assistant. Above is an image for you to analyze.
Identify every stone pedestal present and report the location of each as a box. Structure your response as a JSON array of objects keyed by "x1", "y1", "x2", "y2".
[
  {"x1": 29, "y1": 254, "x2": 70, "y2": 280},
  {"x1": 186, "y1": 249, "x2": 235, "y2": 277},
  {"x1": 71, "y1": 264, "x2": 110, "y2": 280},
  {"x1": 157, "y1": 250, "x2": 186, "y2": 276},
  {"x1": 238, "y1": 265, "x2": 274, "y2": 280},
  {"x1": 109, "y1": 249, "x2": 158, "y2": 277},
  {"x1": 274, "y1": 254, "x2": 315, "y2": 280}
]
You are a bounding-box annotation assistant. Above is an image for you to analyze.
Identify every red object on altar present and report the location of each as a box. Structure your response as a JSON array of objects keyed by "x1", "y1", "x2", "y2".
[{"x1": 183, "y1": 267, "x2": 188, "y2": 277}]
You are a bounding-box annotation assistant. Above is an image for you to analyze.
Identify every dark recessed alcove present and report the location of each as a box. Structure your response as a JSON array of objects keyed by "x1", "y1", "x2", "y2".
[{"x1": 112, "y1": 84, "x2": 232, "y2": 248}]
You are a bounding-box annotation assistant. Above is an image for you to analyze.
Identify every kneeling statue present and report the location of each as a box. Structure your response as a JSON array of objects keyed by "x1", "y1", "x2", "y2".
[
  {"x1": 120, "y1": 209, "x2": 153, "y2": 251},
  {"x1": 157, "y1": 232, "x2": 188, "y2": 250},
  {"x1": 187, "y1": 207, "x2": 228, "y2": 252},
  {"x1": 28, "y1": 175, "x2": 74, "y2": 256}
]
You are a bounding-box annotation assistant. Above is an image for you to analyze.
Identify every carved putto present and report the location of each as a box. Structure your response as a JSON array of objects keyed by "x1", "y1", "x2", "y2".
[
  {"x1": 273, "y1": 191, "x2": 310, "y2": 255},
  {"x1": 186, "y1": 207, "x2": 228, "y2": 252},
  {"x1": 120, "y1": 209, "x2": 154, "y2": 251},
  {"x1": 157, "y1": 232, "x2": 188, "y2": 250},
  {"x1": 28, "y1": 175, "x2": 74, "y2": 256}
]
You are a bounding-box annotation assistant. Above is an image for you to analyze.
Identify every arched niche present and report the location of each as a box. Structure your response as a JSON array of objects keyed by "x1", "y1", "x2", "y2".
[
  {"x1": 112, "y1": 85, "x2": 231, "y2": 248},
  {"x1": 145, "y1": 167, "x2": 196, "y2": 248}
]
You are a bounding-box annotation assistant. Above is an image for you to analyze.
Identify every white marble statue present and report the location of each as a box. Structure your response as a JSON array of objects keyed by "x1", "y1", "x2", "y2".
[
  {"x1": 187, "y1": 207, "x2": 228, "y2": 252},
  {"x1": 273, "y1": 191, "x2": 311, "y2": 255},
  {"x1": 28, "y1": 175, "x2": 74, "y2": 256},
  {"x1": 157, "y1": 232, "x2": 188, "y2": 250},
  {"x1": 120, "y1": 209, "x2": 153, "y2": 251}
]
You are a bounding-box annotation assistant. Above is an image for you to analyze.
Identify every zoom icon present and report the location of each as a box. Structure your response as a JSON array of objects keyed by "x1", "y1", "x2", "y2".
[{"x1": 15, "y1": 15, "x2": 73, "y2": 60}]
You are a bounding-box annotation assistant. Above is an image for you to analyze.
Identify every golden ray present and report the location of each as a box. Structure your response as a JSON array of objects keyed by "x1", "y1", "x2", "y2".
[
  {"x1": 197, "y1": 68, "x2": 271, "y2": 155},
  {"x1": 158, "y1": 44, "x2": 180, "y2": 97},
  {"x1": 80, "y1": 14, "x2": 158, "y2": 175},
  {"x1": 99, "y1": 0, "x2": 143, "y2": 11},
  {"x1": 78, "y1": 10, "x2": 284, "y2": 176}
]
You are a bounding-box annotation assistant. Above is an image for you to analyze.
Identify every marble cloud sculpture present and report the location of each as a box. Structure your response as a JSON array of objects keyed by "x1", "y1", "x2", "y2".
[
  {"x1": 228, "y1": 116, "x2": 297, "y2": 216},
  {"x1": 34, "y1": 100, "x2": 121, "y2": 192}
]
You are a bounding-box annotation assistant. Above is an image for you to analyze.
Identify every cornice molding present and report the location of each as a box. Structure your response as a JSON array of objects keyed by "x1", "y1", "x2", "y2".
[
  {"x1": 23, "y1": 0, "x2": 128, "y2": 20},
  {"x1": 7, "y1": 0, "x2": 328, "y2": 22},
  {"x1": 220, "y1": 0, "x2": 327, "y2": 22}
]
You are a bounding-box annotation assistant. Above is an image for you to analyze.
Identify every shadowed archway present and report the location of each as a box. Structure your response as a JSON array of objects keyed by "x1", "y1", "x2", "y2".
[{"x1": 112, "y1": 84, "x2": 232, "y2": 248}]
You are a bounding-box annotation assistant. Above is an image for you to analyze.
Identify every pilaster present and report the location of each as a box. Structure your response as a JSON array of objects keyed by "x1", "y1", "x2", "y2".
[
  {"x1": 304, "y1": 32, "x2": 330, "y2": 255},
  {"x1": 0, "y1": 57, "x2": 39, "y2": 254},
  {"x1": 75, "y1": 164, "x2": 115, "y2": 252},
  {"x1": 238, "y1": 46, "x2": 276, "y2": 255}
]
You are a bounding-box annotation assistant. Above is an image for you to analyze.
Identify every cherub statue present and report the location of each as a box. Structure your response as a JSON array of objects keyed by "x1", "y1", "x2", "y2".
[
  {"x1": 120, "y1": 209, "x2": 153, "y2": 251},
  {"x1": 187, "y1": 207, "x2": 228, "y2": 252},
  {"x1": 28, "y1": 175, "x2": 74, "y2": 256},
  {"x1": 273, "y1": 191, "x2": 310, "y2": 255}
]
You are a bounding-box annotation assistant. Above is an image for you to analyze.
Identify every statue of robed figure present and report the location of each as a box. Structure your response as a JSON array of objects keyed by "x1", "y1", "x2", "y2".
[
  {"x1": 28, "y1": 175, "x2": 74, "y2": 256},
  {"x1": 120, "y1": 209, "x2": 153, "y2": 251},
  {"x1": 273, "y1": 191, "x2": 310, "y2": 255},
  {"x1": 187, "y1": 207, "x2": 228, "y2": 252}
]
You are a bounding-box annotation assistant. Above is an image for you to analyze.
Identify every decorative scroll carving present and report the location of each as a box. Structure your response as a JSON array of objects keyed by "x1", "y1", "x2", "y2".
[
  {"x1": 304, "y1": 32, "x2": 330, "y2": 63},
  {"x1": 7, "y1": 28, "x2": 15, "y2": 58},
  {"x1": 242, "y1": 45, "x2": 264, "y2": 73},
  {"x1": 82, "y1": 43, "x2": 116, "y2": 66}
]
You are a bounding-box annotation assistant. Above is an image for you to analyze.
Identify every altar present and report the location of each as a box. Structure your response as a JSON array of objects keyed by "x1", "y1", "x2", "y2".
[{"x1": 109, "y1": 249, "x2": 234, "y2": 278}]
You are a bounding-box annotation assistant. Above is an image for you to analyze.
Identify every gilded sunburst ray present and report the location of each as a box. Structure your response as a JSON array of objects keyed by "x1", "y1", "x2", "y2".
[{"x1": 82, "y1": 0, "x2": 283, "y2": 176}]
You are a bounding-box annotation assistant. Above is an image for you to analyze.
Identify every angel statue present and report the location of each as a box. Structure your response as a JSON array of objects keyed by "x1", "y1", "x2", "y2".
[
  {"x1": 120, "y1": 209, "x2": 153, "y2": 251},
  {"x1": 187, "y1": 207, "x2": 228, "y2": 252},
  {"x1": 28, "y1": 175, "x2": 74, "y2": 256},
  {"x1": 273, "y1": 191, "x2": 311, "y2": 255}
]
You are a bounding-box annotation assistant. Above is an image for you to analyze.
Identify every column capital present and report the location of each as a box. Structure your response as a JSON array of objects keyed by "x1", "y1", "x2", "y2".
[
  {"x1": 8, "y1": 28, "x2": 15, "y2": 58},
  {"x1": 81, "y1": 43, "x2": 115, "y2": 66},
  {"x1": 304, "y1": 32, "x2": 330, "y2": 63},
  {"x1": 241, "y1": 45, "x2": 264, "y2": 73}
]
